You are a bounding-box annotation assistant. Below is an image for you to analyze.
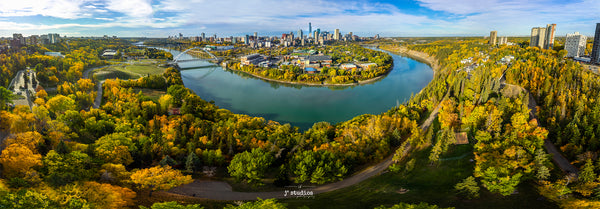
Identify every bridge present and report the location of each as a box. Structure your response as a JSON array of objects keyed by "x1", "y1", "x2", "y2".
[{"x1": 168, "y1": 47, "x2": 220, "y2": 68}]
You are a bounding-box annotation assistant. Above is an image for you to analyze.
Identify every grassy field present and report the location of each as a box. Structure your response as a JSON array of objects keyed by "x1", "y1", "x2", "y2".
[
  {"x1": 133, "y1": 88, "x2": 166, "y2": 100},
  {"x1": 92, "y1": 61, "x2": 166, "y2": 81},
  {"x1": 280, "y1": 145, "x2": 558, "y2": 209}
]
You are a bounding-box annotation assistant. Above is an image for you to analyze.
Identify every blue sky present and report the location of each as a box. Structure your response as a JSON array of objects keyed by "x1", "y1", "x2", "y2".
[{"x1": 0, "y1": 0, "x2": 599, "y2": 38}]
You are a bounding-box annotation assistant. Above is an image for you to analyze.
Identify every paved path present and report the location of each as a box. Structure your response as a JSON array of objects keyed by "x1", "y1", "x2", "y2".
[
  {"x1": 82, "y1": 65, "x2": 108, "y2": 109},
  {"x1": 504, "y1": 83, "x2": 579, "y2": 178}
]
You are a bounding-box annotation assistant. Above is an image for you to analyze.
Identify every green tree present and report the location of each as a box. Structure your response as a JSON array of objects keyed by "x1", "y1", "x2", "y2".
[
  {"x1": 185, "y1": 151, "x2": 201, "y2": 173},
  {"x1": 0, "y1": 86, "x2": 14, "y2": 110},
  {"x1": 141, "y1": 201, "x2": 204, "y2": 209},
  {"x1": 580, "y1": 159, "x2": 596, "y2": 183},
  {"x1": 159, "y1": 155, "x2": 177, "y2": 166},
  {"x1": 228, "y1": 148, "x2": 273, "y2": 185},
  {"x1": 43, "y1": 150, "x2": 93, "y2": 187},
  {"x1": 454, "y1": 176, "x2": 480, "y2": 199},
  {"x1": 224, "y1": 198, "x2": 287, "y2": 209}
]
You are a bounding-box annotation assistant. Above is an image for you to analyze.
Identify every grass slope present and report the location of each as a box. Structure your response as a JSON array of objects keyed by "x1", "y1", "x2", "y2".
[{"x1": 281, "y1": 145, "x2": 558, "y2": 209}]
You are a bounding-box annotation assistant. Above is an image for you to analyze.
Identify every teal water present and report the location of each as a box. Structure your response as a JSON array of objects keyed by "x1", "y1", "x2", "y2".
[{"x1": 165, "y1": 47, "x2": 433, "y2": 130}]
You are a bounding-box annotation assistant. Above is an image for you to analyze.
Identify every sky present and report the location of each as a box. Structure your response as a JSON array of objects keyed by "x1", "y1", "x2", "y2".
[{"x1": 0, "y1": 0, "x2": 599, "y2": 38}]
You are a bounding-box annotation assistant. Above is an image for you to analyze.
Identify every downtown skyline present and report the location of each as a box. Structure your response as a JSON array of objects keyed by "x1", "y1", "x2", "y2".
[{"x1": 0, "y1": 0, "x2": 599, "y2": 38}]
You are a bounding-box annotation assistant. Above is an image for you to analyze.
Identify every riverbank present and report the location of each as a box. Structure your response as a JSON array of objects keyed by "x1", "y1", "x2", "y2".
[{"x1": 378, "y1": 45, "x2": 440, "y2": 75}]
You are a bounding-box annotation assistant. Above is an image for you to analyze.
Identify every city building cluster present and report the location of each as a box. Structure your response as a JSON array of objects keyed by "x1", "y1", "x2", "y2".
[
  {"x1": 1, "y1": 33, "x2": 61, "y2": 51},
  {"x1": 488, "y1": 30, "x2": 511, "y2": 46},
  {"x1": 172, "y1": 22, "x2": 378, "y2": 49}
]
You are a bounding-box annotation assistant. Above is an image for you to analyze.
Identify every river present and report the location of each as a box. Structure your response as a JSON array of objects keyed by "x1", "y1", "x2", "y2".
[{"x1": 160, "y1": 47, "x2": 433, "y2": 130}]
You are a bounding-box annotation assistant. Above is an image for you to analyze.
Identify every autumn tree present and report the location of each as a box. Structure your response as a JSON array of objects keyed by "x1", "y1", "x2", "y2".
[
  {"x1": 0, "y1": 144, "x2": 42, "y2": 178},
  {"x1": 45, "y1": 95, "x2": 76, "y2": 117},
  {"x1": 130, "y1": 165, "x2": 192, "y2": 197}
]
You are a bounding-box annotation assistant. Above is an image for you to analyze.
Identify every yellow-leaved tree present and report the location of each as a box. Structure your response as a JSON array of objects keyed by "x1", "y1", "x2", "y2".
[
  {"x1": 130, "y1": 165, "x2": 192, "y2": 196},
  {"x1": 0, "y1": 143, "x2": 42, "y2": 177}
]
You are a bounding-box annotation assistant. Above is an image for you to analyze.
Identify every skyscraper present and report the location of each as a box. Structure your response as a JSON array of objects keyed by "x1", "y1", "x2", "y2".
[
  {"x1": 254, "y1": 32, "x2": 258, "y2": 39},
  {"x1": 201, "y1": 33, "x2": 205, "y2": 41},
  {"x1": 298, "y1": 29, "x2": 303, "y2": 40},
  {"x1": 565, "y1": 32, "x2": 587, "y2": 58},
  {"x1": 334, "y1": 29, "x2": 340, "y2": 40},
  {"x1": 489, "y1": 31, "x2": 497, "y2": 45},
  {"x1": 309, "y1": 22, "x2": 312, "y2": 38},
  {"x1": 245, "y1": 35, "x2": 249, "y2": 45},
  {"x1": 591, "y1": 23, "x2": 600, "y2": 64}
]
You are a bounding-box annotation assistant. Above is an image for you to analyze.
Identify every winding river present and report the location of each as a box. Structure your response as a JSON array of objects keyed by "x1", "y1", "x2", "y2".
[{"x1": 161, "y1": 47, "x2": 433, "y2": 130}]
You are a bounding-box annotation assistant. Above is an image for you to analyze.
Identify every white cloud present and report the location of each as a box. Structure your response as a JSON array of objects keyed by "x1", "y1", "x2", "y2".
[
  {"x1": 1, "y1": 0, "x2": 599, "y2": 37},
  {"x1": 105, "y1": 0, "x2": 154, "y2": 18},
  {"x1": 0, "y1": 0, "x2": 92, "y2": 19}
]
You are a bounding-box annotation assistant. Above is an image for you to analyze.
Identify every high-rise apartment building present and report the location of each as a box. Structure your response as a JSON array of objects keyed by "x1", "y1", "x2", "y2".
[
  {"x1": 545, "y1": 24, "x2": 556, "y2": 49},
  {"x1": 498, "y1": 36, "x2": 508, "y2": 45},
  {"x1": 11, "y1": 33, "x2": 23, "y2": 49},
  {"x1": 591, "y1": 23, "x2": 600, "y2": 64},
  {"x1": 565, "y1": 32, "x2": 587, "y2": 58},
  {"x1": 530, "y1": 24, "x2": 556, "y2": 49},
  {"x1": 334, "y1": 29, "x2": 340, "y2": 40},
  {"x1": 530, "y1": 27, "x2": 546, "y2": 49},
  {"x1": 48, "y1": 33, "x2": 60, "y2": 44},
  {"x1": 490, "y1": 31, "x2": 497, "y2": 45}
]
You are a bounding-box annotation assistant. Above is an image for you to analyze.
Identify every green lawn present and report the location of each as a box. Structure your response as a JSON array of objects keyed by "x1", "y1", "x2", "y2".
[
  {"x1": 280, "y1": 145, "x2": 558, "y2": 209},
  {"x1": 92, "y1": 61, "x2": 166, "y2": 81},
  {"x1": 133, "y1": 88, "x2": 166, "y2": 100}
]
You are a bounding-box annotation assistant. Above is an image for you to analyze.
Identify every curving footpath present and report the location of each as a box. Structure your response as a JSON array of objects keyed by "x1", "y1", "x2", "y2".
[{"x1": 82, "y1": 65, "x2": 109, "y2": 109}]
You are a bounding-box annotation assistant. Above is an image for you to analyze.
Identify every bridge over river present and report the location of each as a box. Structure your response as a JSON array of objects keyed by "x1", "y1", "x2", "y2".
[{"x1": 167, "y1": 47, "x2": 220, "y2": 69}]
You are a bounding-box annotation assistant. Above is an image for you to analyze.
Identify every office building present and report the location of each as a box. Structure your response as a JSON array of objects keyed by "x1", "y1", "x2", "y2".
[
  {"x1": 254, "y1": 32, "x2": 258, "y2": 39},
  {"x1": 565, "y1": 32, "x2": 587, "y2": 58},
  {"x1": 334, "y1": 29, "x2": 340, "y2": 40},
  {"x1": 201, "y1": 33, "x2": 205, "y2": 41},
  {"x1": 298, "y1": 29, "x2": 303, "y2": 40},
  {"x1": 245, "y1": 35, "x2": 249, "y2": 45},
  {"x1": 591, "y1": 23, "x2": 600, "y2": 64},
  {"x1": 309, "y1": 22, "x2": 312, "y2": 37},
  {"x1": 489, "y1": 31, "x2": 497, "y2": 45}
]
